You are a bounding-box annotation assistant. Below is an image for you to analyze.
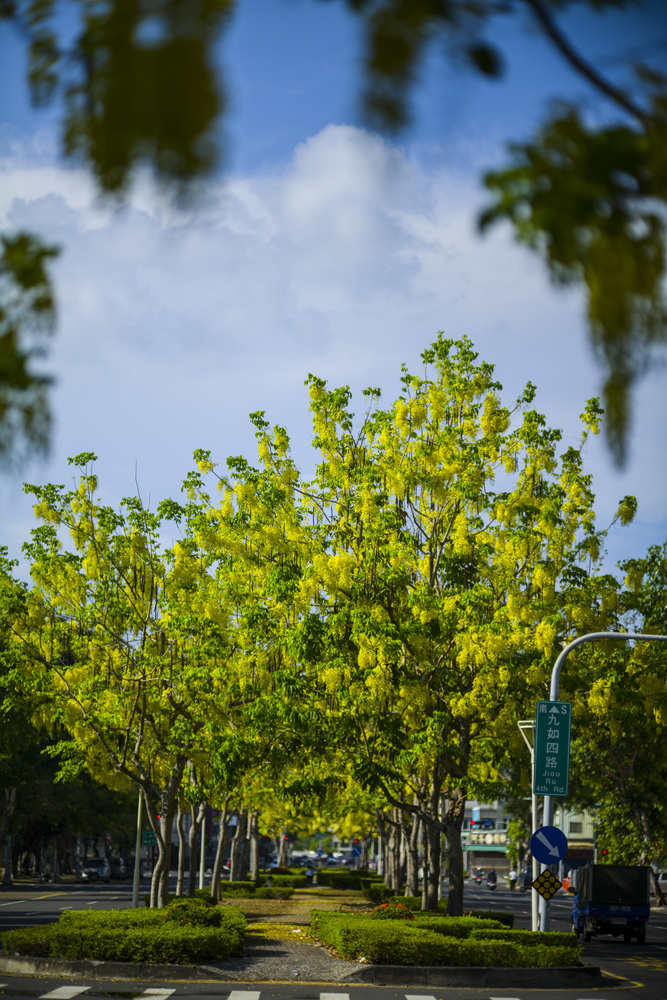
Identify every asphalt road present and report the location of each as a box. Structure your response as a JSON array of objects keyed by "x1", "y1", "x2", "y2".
[{"x1": 0, "y1": 881, "x2": 665, "y2": 1000}]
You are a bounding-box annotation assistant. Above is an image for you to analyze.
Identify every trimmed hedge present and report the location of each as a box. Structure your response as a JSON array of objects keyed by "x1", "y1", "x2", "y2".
[
  {"x1": 413, "y1": 916, "x2": 506, "y2": 937},
  {"x1": 2, "y1": 902, "x2": 246, "y2": 964},
  {"x1": 327, "y1": 874, "x2": 363, "y2": 890},
  {"x1": 256, "y1": 875, "x2": 307, "y2": 889},
  {"x1": 309, "y1": 913, "x2": 580, "y2": 967},
  {"x1": 468, "y1": 928, "x2": 579, "y2": 948},
  {"x1": 219, "y1": 881, "x2": 257, "y2": 894},
  {"x1": 363, "y1": 881, "x2": 396, "y2": 903},
  {"x1": 145, "y1": 883, "x2": 293, "y2": 900},
  {"x1": 465, "y1": 909, "x2": 515, "y2": 928}
]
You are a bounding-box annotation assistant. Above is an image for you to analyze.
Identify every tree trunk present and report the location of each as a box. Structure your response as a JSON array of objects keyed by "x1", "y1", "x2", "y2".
[
  {"x1": 248, "y1": 811, "x2": 260, "y2": 882},
  {"x1": 144, "y1": 758, "x2": 186, "y2": 907},
  {"x1": 0, "y1": 787, "x2": 16, "y2": 887},
  {"x1": 210, "y1": 798, "x2": 230, "y2": 901},
  {"x1": 360, "y1": 833, "x2": 372, "y2": 871},
  {"x1": 229, "y1": 810, "x2": 247, "y2": 881},
  {"x1": 384, "y1": 831, "x2": 392, "y2": 889},
  {"x1": 424, "y1": 820, "x2": 441, "y2": 910},
  {"x1": 443, "y1": 789, "x2": 467, "y2": 916},
  {"x1": 176, "y1": 802, "x2": 187, "y2": 897},
  {"x1": 276, "y1": 827, "x2": 288, "y2": 867},
  {"x1": 634, "y1": 804, "x2": 665, "y2": 907},
  {"x1": 421, "y1": 823, "x2": 429, "y2": 910},
  {"x1": 188, "y1": 803, "x2": 205, "y2": 896},
  {"x1": 239, "y1": 814, "x2": 251, "y2": 878},
  {"x1": 375, "y1": 811, "x2": 386, "y2": 878},
  {"x1": 394, "y1": 810, "x2": 404, "y2": 892},
  {"x1": 404, "y1": 812, "x2": 420, "y2": 898},
  {"x1": 150, "y1": 805, "x2": 178, "y2": 908}
]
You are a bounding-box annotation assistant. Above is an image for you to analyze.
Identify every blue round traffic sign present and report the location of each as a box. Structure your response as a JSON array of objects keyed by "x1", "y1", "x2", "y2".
[{"x1": 529, "y1": 825, "x2": 568, "y2": 864}]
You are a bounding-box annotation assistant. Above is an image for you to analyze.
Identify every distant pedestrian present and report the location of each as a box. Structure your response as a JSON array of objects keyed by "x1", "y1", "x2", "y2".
[
  {"x1": 305, "y1": 864, "x2": 314, "y2": 886},
  {"x1": 509, "y1": 868, "x2": 517, "y2": 890}
]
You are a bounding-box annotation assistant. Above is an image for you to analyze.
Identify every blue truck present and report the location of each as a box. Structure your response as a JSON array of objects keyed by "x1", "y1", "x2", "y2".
[{"x1": 572, "y1": 864, "x2": 650, "y2": 944}]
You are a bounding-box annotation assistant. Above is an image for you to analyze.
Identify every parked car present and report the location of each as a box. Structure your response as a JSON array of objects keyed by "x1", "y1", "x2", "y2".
[
  {"x1": 81, "y1": 857, "x2": 110, "y2": 883},
  {"x1": 650, "y1": 870, "x2": 667, "y2": 897}
]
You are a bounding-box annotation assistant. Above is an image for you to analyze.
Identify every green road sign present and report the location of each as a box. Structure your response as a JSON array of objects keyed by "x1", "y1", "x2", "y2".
[
  {"x1": 533, "y1": 700, "x2": 571, "y2": 797},
  {"x1": 141, "y1": 831, "x2": 158, "y2": 847}
]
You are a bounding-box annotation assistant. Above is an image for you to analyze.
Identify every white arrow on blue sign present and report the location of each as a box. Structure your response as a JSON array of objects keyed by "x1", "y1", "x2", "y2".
[{"x1": 529, "y1": 825, "x2": 568, "y2": 865}]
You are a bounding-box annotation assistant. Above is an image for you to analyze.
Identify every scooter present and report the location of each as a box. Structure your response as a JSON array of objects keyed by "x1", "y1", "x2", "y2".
[
  {"x1": 487, "y1": 875, "x2": 497, "y2": 891},
  {"x1": 475, "y1": 871, "x2": 484, "y2": 885}
]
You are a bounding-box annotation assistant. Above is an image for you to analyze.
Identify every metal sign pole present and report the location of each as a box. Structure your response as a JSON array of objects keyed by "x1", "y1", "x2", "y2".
[{"x1": 518, "y1": 720, "x2": 539, "y2": 932}]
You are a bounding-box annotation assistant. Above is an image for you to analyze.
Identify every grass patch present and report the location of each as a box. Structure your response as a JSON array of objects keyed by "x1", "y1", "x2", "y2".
[{"x1": 246, "y1": 921, "x2": 312, "y2": 941}]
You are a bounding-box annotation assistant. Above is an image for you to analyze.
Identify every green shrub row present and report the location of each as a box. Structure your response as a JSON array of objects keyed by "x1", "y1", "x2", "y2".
[
  {"x1": 363, "y1": 881, "x2": 396, "y2": 903},
  {"x1": 316, "y1": 868, "x2": 372, "y2": 888},
  {"x1": 412, "y1": 916, "x2": 506, "y2": 937},
  {"x1": 377, "y1": 899, "x2": 515, "y2": 927},
  {"x1": 464, "y1": 908, "x2": 515, "y2": 927},
  {"x1": 256, "y1": 875, "x2": 306, "y2": 889},
  {"x1": 468, "y1": 928, "x2": 578, "y2": 948},
  {"x1": 217, "y1": 882, "x2": 293, "y2": 899},
  {"x1": 327, "y1": 874, "x2": 363, "y2": 890},
  {"x1": 309, "y1": 912, "x2": 581, "y2": 967},
  {"x1": 143, "y1": 884, "x2": 293, "y2": 903},
  {"x1": 2, "y1": 902, "x2": 246, "y2": 964}
]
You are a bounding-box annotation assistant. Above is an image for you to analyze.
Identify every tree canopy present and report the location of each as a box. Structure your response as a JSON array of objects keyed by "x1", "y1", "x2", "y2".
[
  {"x1": 1, "y1": 0, "x2": 665, "y2": 464},
  {"x1": 2, "y1": 334, "x2": 665, "y2": 907}
]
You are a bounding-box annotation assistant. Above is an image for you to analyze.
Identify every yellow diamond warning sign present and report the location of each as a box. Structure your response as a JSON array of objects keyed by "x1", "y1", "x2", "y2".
[{"x1": 532, "y1": 869, "x2": 562, "y2": 901}]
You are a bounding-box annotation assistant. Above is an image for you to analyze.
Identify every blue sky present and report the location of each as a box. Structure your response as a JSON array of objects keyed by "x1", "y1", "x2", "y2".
[{"x1": 1, "y1": 0, "x2": 666, "y2": 579}]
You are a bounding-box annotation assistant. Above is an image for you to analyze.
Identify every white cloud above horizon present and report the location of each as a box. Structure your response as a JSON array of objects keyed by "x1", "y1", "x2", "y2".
[{"x1": 1, "y1": 123, "x2": 665, "y2": 574}]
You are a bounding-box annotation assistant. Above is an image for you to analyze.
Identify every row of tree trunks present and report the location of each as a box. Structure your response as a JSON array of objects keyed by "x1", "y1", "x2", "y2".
[{"x1": 174, "y1": 799, "x2": 261, "y2": 902}]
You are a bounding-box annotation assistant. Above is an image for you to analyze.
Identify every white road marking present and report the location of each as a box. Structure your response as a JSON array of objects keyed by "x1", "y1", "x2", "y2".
[
  {"x1": 321, "y1": 994, "x2": 350, "y2": 1000},
  {"x1": 140, "y1": 992, "x2": 175, "y2": 998},
  {"x1": 39, "y1": 988, "x2": 90, "y2": 1000},
  {"x1": 228, "y1": 993, "x2": 261, "y2": 1000},
  {"x1": 489, "y1": 997, "x2": 520, "y2": 999},
  {"x1": 0, "y1": 900, "x2": 27, "y2": 906},
  {"x1": 406, "y1": 995, "x2": 437, "y2": 1000}
]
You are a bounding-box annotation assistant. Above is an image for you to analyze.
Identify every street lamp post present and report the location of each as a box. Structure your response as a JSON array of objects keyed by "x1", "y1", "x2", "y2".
[{"x1": 538, "y1": 631, "x2": 667, "y2": 932}]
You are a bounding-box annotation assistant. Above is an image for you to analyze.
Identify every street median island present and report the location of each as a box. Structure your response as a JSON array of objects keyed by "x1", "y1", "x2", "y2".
[{"x1": 0, "y1": 887, "x2": 602, "y2": 987}]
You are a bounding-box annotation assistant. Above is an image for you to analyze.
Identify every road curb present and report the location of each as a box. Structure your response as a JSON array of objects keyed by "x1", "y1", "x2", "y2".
[
  {"x1": 0, "y1": 954, "x2": 212, "y2": 981},
  {"x1": 0, "y1": 952, "x2": 602, "y2": 987},
  {"x1": 344, "y1": 963, "x2": 603, "y2": 988}
]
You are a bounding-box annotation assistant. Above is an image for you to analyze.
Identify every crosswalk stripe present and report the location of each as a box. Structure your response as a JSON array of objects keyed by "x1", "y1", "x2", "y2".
[
  {"x1": 321, "y1": 994, "x2": 350, "y2": 1000},
  {"x1": 140, "y1": 992, "x2": 175, "y2": 998},
  {"x1": 406, "y1": 995, "x2": 437, "y2": 1000},
  {"x1": 39, "y1": 989, "x2": 90, "y2": 1000},
  {"x1": 228, "y1": 993, "x2": 261, "y2": 1000}
]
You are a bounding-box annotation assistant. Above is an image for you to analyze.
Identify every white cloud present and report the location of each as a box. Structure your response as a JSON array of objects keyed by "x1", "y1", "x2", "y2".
[{"x1": 1, "y1": 124, "x2": 665, "y2": 572}]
